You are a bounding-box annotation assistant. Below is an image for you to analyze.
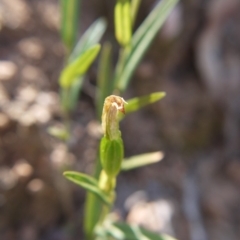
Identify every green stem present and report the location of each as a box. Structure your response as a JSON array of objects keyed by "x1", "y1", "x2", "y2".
[
  {"x1": 114, "y1": 48, "x2": 125, "y2": 88},
  {"x1": 98, "y1": 202, "x2": 111, "y2": 226},
  {"x1": 97, "y1": 173, "x2": 116, "y2": 226},
  {"x1": 84, "y1": 156, "x2": 103, "y2": 240},
  {"x1": 114, "y1": 47, "x2": 130, "y2": 93}
]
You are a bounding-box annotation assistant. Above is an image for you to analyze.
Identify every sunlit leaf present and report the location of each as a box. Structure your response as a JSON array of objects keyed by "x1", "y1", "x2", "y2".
[
  {"x1": 67, "y1": 76, "x2": 84, "y2": 111},
  {"x1": 106, "y1": 222, "x2": 178, "y2": 240},
  {"x1": 63, "y1": 171, "x2": 111, "y2": 205},
  {"x1": 60, "y1": 44, "x2": 100, "y2": 88},
  {"x1": 115, "y1": 0, "x2": 179, "y2": 91},
  {"x1": 114, "y1": 0, "x2": 132, "y2": 46},
  {"x1": 60, "y1": 76, "x2": 84, "y2": 112},
  {"x1": 84, "y1": 192, "x2": 103, "y2": 239},
  {"x1": 47, "y1": 125, "x2": 69, "y2": 141},
  {"x1": 121, "y1": 151, "x2": 164, "y2": 171},
  {"x1": 61, "y1": 19, "x2": 106, "y2": 112},
  {"x1": 95, "y1": 224, "x2": 109, "y2": 240},
  {"x1": 84, "y1": 157, "x2": 103, "y2": 239},
  {"x1": 119, "y1": 92, "x2": 166, "y2": 120},
  {"x1": 96, "y1": 42, "x2": 114, "y2": 120},
  {"x1": 60, "y1": 0, "x2": 81, "y2": 52},
  {"x1": 69, "y1": 18, "x2": 107, "y2": 63}
]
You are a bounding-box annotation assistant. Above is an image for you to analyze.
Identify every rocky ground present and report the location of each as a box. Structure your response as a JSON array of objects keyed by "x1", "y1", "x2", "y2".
[{"x1": 0, "y1": 0, "x2": 240, "y2": 240}]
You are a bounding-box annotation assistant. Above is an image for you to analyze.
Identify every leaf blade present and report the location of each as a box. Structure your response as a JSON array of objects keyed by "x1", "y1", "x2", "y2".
[
  {"x1": 115, "y1": 0, "x2": 179, "y2": 91},
  {"x1": 121, "y1": 151, "x2": 164, "y2": 171},
  {"x1": 47, "y1": 125, "x2": 69, "y2": 141},
  {"x1": 67, "y1": 76, "x2": 84, "y2": 111},
  {"x1": 96, "y1": 42, "x2": 114, "y2": 119},
  {"x1": 84, "y1": 157, "x2": 103, "y2": 239},
  {"x1": 114, "y1": 0, "x2": 132, "y2": 46},
  {"x1": 69, "y1": 18, "x2": 107, "y2": 63},
  {"x1": 60, "y1": 44, "x2": 101, "y2": 88},
  {"x1": 63, "y1": 171, "x2": 111, "y2": 205},
  {"x1": 60, "y1": 0, "x2": 80, "y2": 52},
  {"x1": 120, "y1": 92, "x2": 166, "y2": 120},
  {"x1": 107, "y1": 222, "x2": 178, "y2": 240}
]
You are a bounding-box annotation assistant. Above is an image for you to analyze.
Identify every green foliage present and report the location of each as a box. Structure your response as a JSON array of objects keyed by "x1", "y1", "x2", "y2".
[
  {"x1": 104, "y1": 222, "x2": 178, "y2": 240},
  {"x1": 64, "y1": 76, "x2": 84, "y2": 112},
  {"x1": 121, "y1": 151, "x2": 164, "y2": 171},
  {"x1": 60, "y1": 44, "x2": 101, "y2": 88},
  {"x1": 69, "y1": 18, "x2": 107, "y2": 63},
  {"x1": 60, "y1": 77, "x2": 84, "y2": 113},
  {"x1": 115, "y1": 0, "x2": 178, "y2": 92},
  {"x1": 59, "y1": 0, "x2": 179, "y2": 239},
  {"x1": 47, "y1": 125, "x2": 69, "y2": 141},
  {"x1": 84, "y1": 156, "x2": 105, "y2": 240},
  {"x1": 63, "y1": 171, "x2": 111, "y2": 205},
  {"x1": 114, "y1": 0, "x2": 132, "y2": 46},
  {"x1": 59, "y1": 44, "x2": 100, "y2": 113},
  {"x1": 60, "y1": 0, "x2": 81, "y2": 53},
  {"x1": 121, "y1": 92, "x2": 166, "y2": 119},
  {"x1": 60, "y1": 18, "x2": 107, "y2": 113},
  {"x1": 100, "y1": 137, "x2": 124, "y2": 178},
  {"x1": 96, "y1": 43, "x2": 114, "y2": 119}
]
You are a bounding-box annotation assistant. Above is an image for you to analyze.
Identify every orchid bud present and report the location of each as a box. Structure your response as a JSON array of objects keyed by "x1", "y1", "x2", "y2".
[
  {"x1": 101, "y1": 95, "x2": 127, "y2": 140},
  {"x1": 100, "y1": 136, "x2": 124, "y2": 178},
  {"x1": 100, "y1": 95, "x2": 126, "y2": 178}
]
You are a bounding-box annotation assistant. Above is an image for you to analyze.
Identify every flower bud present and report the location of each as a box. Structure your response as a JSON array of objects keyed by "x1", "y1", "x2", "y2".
[
  {"x1": 102, "y1": 95, "x2": 127, "y2": 140},
  {"x1": 100, "y1": 136, "x2": 124, "y2": 178}
]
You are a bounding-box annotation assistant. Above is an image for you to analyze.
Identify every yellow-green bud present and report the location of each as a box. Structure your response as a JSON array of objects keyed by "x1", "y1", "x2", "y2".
[
  {"x1": 100, "y1": 136, "x2": 124, "y2": 178},
  {"x1": 100, "y1": 95, "x2": 126, "y2": 178}
]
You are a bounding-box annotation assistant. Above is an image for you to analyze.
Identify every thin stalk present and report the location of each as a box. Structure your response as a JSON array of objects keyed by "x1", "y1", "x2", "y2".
[
  {"x1": 96, "y1": 43, "x2": 113, "y2": 119},
  {"x1": 114, "y1": 47, "x2": 130, "y2": 93},
  {"x1": 98, "y1": 197, "x2": 113, "y2": 226},
  {"x1": 84, "y1": 155, "x2": 103, "y2": 240}
]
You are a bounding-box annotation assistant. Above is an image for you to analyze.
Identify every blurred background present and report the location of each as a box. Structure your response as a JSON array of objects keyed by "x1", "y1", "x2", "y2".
[{"x1": 1, "y1": 0, "x2": 240, "y2": 239}]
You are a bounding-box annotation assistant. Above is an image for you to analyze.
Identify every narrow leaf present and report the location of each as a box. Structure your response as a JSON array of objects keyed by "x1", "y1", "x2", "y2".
[
  {"x1": 95, "y1": 225, "x2": 109, "y2": 239},
  {"x1": 60, "y1": 0, "x2": 80, "y2": 52},
  {"x1": 69, "y1": 18, "x2": 107, "y2": 63},
  {"x1": 114, "y1": 0, "x2": 132, "y2": 46},
  {"x1": 84, "y1": 192, "x2": 103, "y2": 239},
  {"x1": 132, "y1": 0, "x2": 177, "y2": 47},
  {"x1": 67, "y1": 76, "x2": 84, "y2": 111},
  {"x1": 121, "y1": 151, "x2": 164, "y2": 171},
  {"x1": 60, "y1": 44, "x2": 101, "y2": 88},
  {"x1": 60, "y1": 87, "x2": 71, "y2": 113},
  {"x1": 84, "y1": 156, "x2": 103, "y2": 239},
  {"x1": 48, "y1": 125, "x2": 69, "y2": 141},
  {"x1": 107, "y1": 222, "x2": 178, "y2": 240},
  {"x1": 96, "y1": 42, "x2": 114, "y2": 120},
  {"x1": 60, "y1": 76, "x2": 84, "y2": 112},
  {"x1": 120, "y1": 92, "x2": 166, "y2": 120},
  {"x1": 63, "y1": 171, "x2": 111, "y2": 205},
  {"x1": 62, "y1": 19, "x2": 106, "y2": 112},
  {"x1": 95, "y1": 237, "x2": 108, "y2": 240},
  {"x1": 115, "y1": 0, "x2": 178, "y2": 91}
]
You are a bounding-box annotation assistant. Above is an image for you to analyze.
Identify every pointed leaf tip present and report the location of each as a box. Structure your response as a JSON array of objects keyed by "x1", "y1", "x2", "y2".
[
  {"x1": 121, "y1": 151, "x2": 164, "y2": 171},
  {"x1": 120, "y1": 92, "x2": 166, "y2": 120},
  {"x1": 60, "y1": 44, "x2": 101, "y2": 88},
  {"x1": 63, "y1": 171, "x2": 111, "y2": 205}
]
